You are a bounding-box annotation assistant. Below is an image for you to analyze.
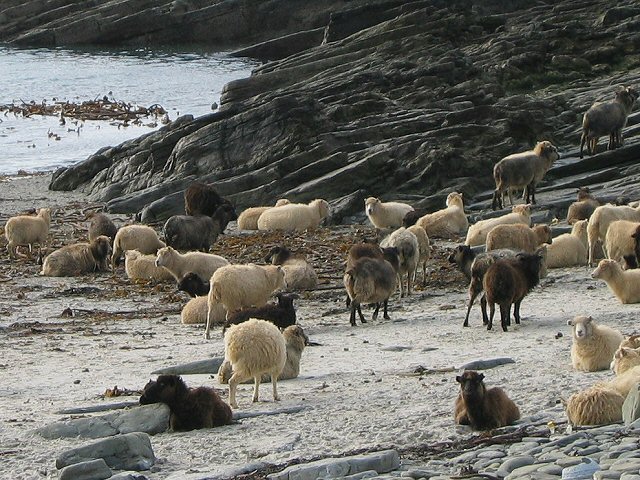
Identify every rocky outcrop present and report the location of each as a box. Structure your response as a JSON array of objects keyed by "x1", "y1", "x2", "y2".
[{"x1": 44, "y1": 0, "x2": 640, "y2": 222}]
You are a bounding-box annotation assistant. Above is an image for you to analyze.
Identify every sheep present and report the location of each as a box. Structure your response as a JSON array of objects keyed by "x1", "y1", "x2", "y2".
[
  {"x1": 112, "y1": 225, "x2": 165, "y2": 269},
  {"x1": 580, "y1": 86, "x2": 639, "y2": 158},
  {"x1": 448, "y1": 244, "x2": 477, "y2": 281},
  {"x1": 222, "y1": 292, "x2": 297, "y2": 333},
  {"x1": 184, "y1": 181, "x2": 235, "y2": 217},
  {"x1": 415, "y1": 192, "x2": 468, "y2": 239},
  {"x1": 380, "y1": 227, "x2": 419, "y2": 297},
  {"x1": 163, "y1": 204, "x2": 237, "y2": 251},
  {"x1": 257, "y1": 199, "x2": 329, "y2": 231},
  {"x1": 237, "y1": 199, "x2": 290, "y2": 231},
  {"x1": 41, "y1": 236, "x2": 111, "y2": 277},
  {"x1": 4, "y1": 207, "x2": 51, "y2": 259},
  {"x1": 568, "y1": 315, "x2": 623, "y2": 372},
  {"x1": 565, "y1": 385, "x2": 624, "y2": 426},
  {"x1": 364, "y1": 197, "x2": 414, "y2": 229},
  {"x1": 587, "y1": 203, "x2": 640, "y2": 266},
  {"x1": 465, "y1": 204, "x2": 531, "y2": 247},
  {"x1": 483, "y1": 252, "x2": 542, "y2": 331},
  {"x1": 407, "y1": 225, "x2": 430, "y2": 284},
  {"x1": 344, "y1": 256, "x2": 397, "y2": 326},
  {"x1": 223, "y1": 318, "x2": 287, "y2": 408},
  {"x1": 620, "y1": 335, "x2": 640, "y2": 350},
  {"x1": 155, "y1": 246, "x2": 229, "y2": 283},
  {"x1": 606, "y1": 365, "x2": 640, "y2": 397},
  {"x1": 402, "y1": 208, "x2": 429, "y2": 228},
  {"x1": 566, "y1": 187, "x2": 600, "y2": 224},
  {"x1": 218, "y1": 324, "x2": 308, "y2": 384},
  {"x1": 177, "y1": 272, "x2": 210, "y2": 297},
  {"x1": 611, "y1": 346, "x2": 640, "y2": 376},
  {"x1": 180, "y1": 296, "x2": 226, "y2": 325},
  {"x1": 546, "y1": 220, "x2": 588, "y2": 268},
  {"x1": 87, "y1": 212, "x2": 118, "y2": 243},
  {"x1": 486, "y1": 224, "x2": 552, "y2": 253},
  {"x1": 264, "y1": 245, "x2": 318, "y2": 290},
  {"x1": 454, "y1": 371, "x2": 520, "y2": 430},
  {"x1": 491, "y1": 141, "x2": 560, "y2": 210},
  {"x1": 591, "y1": 259, "x2": 640, "y2": 304},
  {"x1": 139, "y1": 374, "x2": 232, "y2": 431},
  {"x1": 124, "y1": 250, "x2": 174, "y2": 282},
  {"x1": 205, "y1": 264, "x2": 286, "y2": 339},
  {"x1": 605, "y1": 219, "x2": 640, "y2": 269}
]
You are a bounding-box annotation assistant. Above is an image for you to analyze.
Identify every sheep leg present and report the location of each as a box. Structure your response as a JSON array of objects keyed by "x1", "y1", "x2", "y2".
[
  {"x1": 422, "y1": 261, "x2": 427, "y2": 285},
  {"x1": 204, "y1": 304, "x2": 217, "y2": 340},
  {"x1": 579, "y1": 132, "x2": 587, "y2": 159},
  {"x1": 357, "y1": 304, "x2": 367, "y2": 323},
  {"x1": 499, "y1": 304, "x2": 509, "y2": 332},
  {"x1": 407, "y1": 269, "x2": 413, "y2": 296},
  {"x1": 346, "y1": 294, "x2": 351, "y2": 307},
  {"x1": 372, "y1": 303, "x2": 380, "y2": 321},
  {"x1": 487, "y1": 303, "x2": 495, "y2": 331},
  {"x1": 398, "y1": 273, "x2": 405, "y2": 298},
  {"x1": 463, "y1": 287, "x2": 480, "y2": 327},
  {"x1": 507, "y1": 189, "x2": 514, "y2": 207},
  {"x1": 481, "y1": 294, "x2": 489, "y2": 325},
  {"x1": 513, "y1": 300, "x2": 522, "y2": 324},
  {"x1": 271, "y1": 375, "x2": 280, "y2": 402},
  {"x1": 382, "y1": 299, "x2": 390, "y2": 320},
  {"x1": 252, "y1": 376, "x2": 261, "y2": 403},
  {"x1": 228, "y1": 374, "x2": 241, "y2": 409}
]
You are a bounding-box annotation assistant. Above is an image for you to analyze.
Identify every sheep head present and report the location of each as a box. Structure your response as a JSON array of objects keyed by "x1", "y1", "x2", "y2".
[
  {"x1": 446, "y1": 192, "x2": 464, "y2": 209},
  {"x1": 615, "y1": 86, "x2": 639, "y2": 111},
  {"x1": 448, "y1": 245, "x2": 472, "y2": 265},
  {"x1": 91, "y1": 235, "x2": 112, "y2": 262},
  {"x1": 139, "y1": 374, "x2": 188, "y2": 406},
  {"x1": 591, "y1": 259, "x2": 619, "y2": 280},
  {"x1": 265, "y1": 245, "x2": 290, "y2": 265},
  {"x1": 512, "y1": 204, "x2": 531, "y2": 217},
  {"x1": 365, "y1": 197, "x2": 381, "y2": 216},
  {"x1": 568, "y1": 315, "x2": 593, "y2": 340},
  {"x1": 533, "y1": 141, "x2": 560, "y2": 164},
  {"x1": 155, "y1": 246, "x2": 175, "y2": 267},
  {"x1": 456, "y1": 370, "x2": 486, "y2": 398},
  {"x1": 611, "y1": 346, "x2": 640, "y2": 375}
]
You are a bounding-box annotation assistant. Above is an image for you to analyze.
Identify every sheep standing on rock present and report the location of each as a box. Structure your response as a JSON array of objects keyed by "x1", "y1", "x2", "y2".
[
  {"x1": 139, "y1": 374, "x2": 232, "y2": 431},
  {"x1": 566, "y1": 188, "x2": 600, "y2": 224},
  {"x1": 465, "y1": 204, "x2": 531, "y2": 247},
  {"x1": 222, "y1": 292, "x2": 297, "y2": 333},
  {"x1": 344, "y1": 256, "x2": 397, "y2": 326},
  {"x1": 407, "y1": 225, "x2": 430, "y2": 284},
  {"x1": 164, "y1": 204, "x2": 237, "y2": 251},
  {"x1": 257, "y1": 199, "x2": 329, "y2": 231},
  {"x1": 265, "y1": 245, "x2": 318, "y2": 290},
  {"x1": 184, "y1": 182, "x2": 235, "y2": 217},
  {"x1": 125, "y1": 250, "x2": 174, "y2": 282},
  {"x1": 415, "y1": 192, "x2": 468, "y2": 239},
  {"x1": 580, "y1": 86, "x2": 639, "y2": 158},
  {"x1": 237, "y1": 199, "x2": 290, "y2": 231},
  {"x1": 565, "y1": 385, "x2": 624, "y2": 426},
  {"x1": 486, "y1": 224, "x2": 552, "y2": 253},
  {"x1": 605, "y1": 219, "x2": 640, "y2": 269},
  {"x1": 155, "y1": 246, "x2": 229, "y2": 283},
  {"x1": 111, "y1": 225, "x2": 165, "y2": 269},
  {"x1": 180, "y1": 296, "x2": 226, "y2": 325},
  {"x1": 454, "y1": 371, "x2": 520, "y2": 430},
  {"x1": 587, "y1": 202, "x2": 640, "y2": 266},
  {"x1": 364, "y1": 197, "x2": 414, "y2": 229},
  {"x1": 491, "y1": 141, "x2": 559, "y2": 210},
  {"x1": 87, "y1": 212, "x2": 118, "y2": 244},
  {"x1": 177, "y1": 272, "x2": 210, "y2": 297},
  {"x1": 546, "y1": 220, "x2": 588, "y2": 268},
  {"x1": 591, "y1": 259, "x2": 640, "y2": 304},
  {"x1": 380, "y1": 227, "x2": 419, "y2": 297},
  {"x1": 223, "y1": 318, "x2": 287, "y2": 408},
  {"x1": 568, "y1": 315, "x2": 623, "y2": 372},
  {"x1": 41, "y1": 236, "x2": 112, "y2": 277},
  {"x1": 5, "y1": 207, "x2": 51, "y2": 259}
]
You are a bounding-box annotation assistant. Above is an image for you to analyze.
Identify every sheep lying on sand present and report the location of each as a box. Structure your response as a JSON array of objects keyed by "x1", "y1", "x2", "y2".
[
  {"x1": 592, "y1": 259, "x2": 640, "y2": 304},
  {"x1": 180, "y1": 296, "x2": 226, "y2": 325},
  {"x1": 565, "y1": 385, "x2": 624, "y2": 426},
  {"x1": 5, "y1": 207, "x2": 51, "y2": 259},
  {"x1": 486, "y1": 224, "x2": 552, "y2": 253},
  {"x1": 605, "y1": 219, "x2": 640, "y2": 269},
  {"x1": 265, "y1": 245, "x2": 318, "y2": 290},
  {"x1": 112, "y1": 225, "x2": 165, "y2": 269},
  {"x1": 237, "y1": 199, "x2": 290, "y2": 231},
  {"x1": 611, "y1": 346, "x2": 640, "y2": 376},
  {"x1": 155, "y1": 246, "x2": 229, "y2": 283},
  {"x1": 568, "y1": 316, "x2": 623, "y2": 372},
  {"x1": 365, "y1": 197, "x2": 414, "y2": 229},
  {"x1": 87, "y1": 212, "x2": 118, "y2": 243},
  {"x1": 41, "y1": 236, "x2": 111, "y2": 277},
  {"x1": 587, "y1": 204, "x2": 640, "y2": 266},
  {"x1": 125, "y1": 250, "x2": 174, "y2": 282},
  {"x1": 465, "y1": 204, "x2": 531, "y2": 247},
  {"x1": 416, "y1": 192, "x2": 468, "y2": 239},
  {"x1": 566, "y1": 187, "x2": 600, "y2": 224},
  {"x1": 546, "y1": 220, "x2": 588, "y2": 268},
  {"x1": 257, "y1": 199, "x2": 329, "y2": 231},
  {"x1": 380, "y1": 227, "x2": 419, "y2": 297}
]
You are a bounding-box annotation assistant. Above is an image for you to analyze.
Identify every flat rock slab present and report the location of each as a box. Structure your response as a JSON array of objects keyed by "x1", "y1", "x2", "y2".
[
  {"x1": 59, "y1": 458, "x2": 112, "y2": 480},
  {"x1": 151, "y1": 357, "x2": 224, "y2": 375}
]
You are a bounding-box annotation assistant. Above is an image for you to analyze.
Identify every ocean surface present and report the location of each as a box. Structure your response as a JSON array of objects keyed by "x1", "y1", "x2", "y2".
[{"x1": 0, "y1": 45, "x2": 257, "y2": 175}]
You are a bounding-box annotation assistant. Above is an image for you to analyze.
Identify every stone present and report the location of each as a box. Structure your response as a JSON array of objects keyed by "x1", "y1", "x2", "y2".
[
  {"x1": 562, "y1": 458, "x2": 601, "y2": 479},
  {"x1": 496, "y1": 455, "x2": 537, "y2": 477},
  {"x1": 58, "y1": 459, "x2": 112, "y2": 480},
  {"x1": 623, "y1": 383, "x2": 640, "y2": 425},
  {"x1": 108, "y1": 474, "x2": 150, "y2": 480}
]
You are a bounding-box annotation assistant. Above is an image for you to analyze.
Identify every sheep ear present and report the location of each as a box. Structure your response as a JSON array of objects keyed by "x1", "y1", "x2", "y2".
[
  {"x1": 567, "y1": 319, "x2": 573, "y2": 326},
  {"x1": 478, "y1": 373, "x2": 485, "y2": 381},
  {"x1": 455, "y1": 375, "x2": 463, "y2": 383},
  {"x1": 585, "y1": 316, "x2": 593, "y2": 324}
]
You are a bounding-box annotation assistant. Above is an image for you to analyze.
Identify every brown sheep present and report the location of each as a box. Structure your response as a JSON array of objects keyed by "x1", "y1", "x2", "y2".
[
  {"x1": 139, "y1": 374, "x2": 232, "y2": 431},
  {"x1": 566, "y1": 187, "x2": 600, "y2": 224},
  {"x1": 87, "y1": 212, "x2": 118, "y2": 244},
  {"x1": 41, "y1": 236, "x2": 112, "y2": 277},
  {"x1": 454, "y1": 371, "x2": 520, "y2": 430},
  {"x1": 344, "y1": 256, "x2": 397, "y2": 326},
  {"x1": 486, "y1": 224, "x2": 552, "y2": 253},
  {"x1": 184, "y1": 181, "x2": 235, "y2": 217}
]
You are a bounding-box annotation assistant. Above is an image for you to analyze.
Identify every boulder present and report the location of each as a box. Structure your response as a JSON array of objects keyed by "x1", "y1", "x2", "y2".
[{"x1": 58, "y1": 458, "x2": 112, "y2": 480}]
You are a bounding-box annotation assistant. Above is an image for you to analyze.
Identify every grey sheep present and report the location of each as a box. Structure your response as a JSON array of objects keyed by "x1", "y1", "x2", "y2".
[
  {"x1": 163, "y1": 204, "x2": 237, "y2": 251},
  {"x1": 87, "y1": 211, "x2": 118, "y2": 244}
]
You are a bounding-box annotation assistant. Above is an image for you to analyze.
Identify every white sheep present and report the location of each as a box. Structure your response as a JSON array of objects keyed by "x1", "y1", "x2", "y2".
[
  {"x1": 407, "y1": 225, "x2": 430, "y2": 283},
  {"x1": 124, "y1": 250, "x2": 174, "y2": 282},
  {"x1": 591, "y1": 259, "x2": 640, "y2": 304},
  {"x1": 415, "y1": 192, "x2": 468, "y2": 239},
  {"x1": 465, "y1": 204, "x2": 531, "y2": 247},
  {"x1": 380, "y1": 227, "x2": 420, "y2": 297},
  {"x1": 546, "y1": 220, "x2": 588, "y2": 268},
  {"x1": 611, "y1": 346, "x2": 640, "y2": 376},
  {"x1": 604, "y1": 219, "x2": 640, "y2": 268},
  {"x1": 257, "y1": 199, "x2": 329, "y2": 231},
  {"x1": 265, "y1": 246, "x2": 318, "y2": 290},
  {"x1": 606, "y1": 365, "x2": 640, "y2": 397},
  {"x1": 41, "y1": 236, "x2": 112, "y2": 277},
  {"x1": 111, "y1": 224, "x2": 165, "y2": 269},
  {"x1": 237, "y1": 199, "x2": 290, "y2": 231},
  {"x1": 568, "y1": 316, "x2": 623, "y2": 372},
  {"x1": 485, "y1": 224, "x2": 552, "y2": 253},
  {"x1": 4, "y1": 208, "x2": 51, "y2": 259},
  {"x1": 155, "y1": 246, "x2": 229, "y2": 283},
  {"x1": 205, "y1": 264, "x2": 286, "y2": 339},
  {"x1": 364, "y1": 197, "x2": 414, "y2": 229},
  {"x1": 587, "y1": 204, "x2": 640, "y2": 266},
  {"x1": 180, "y1": 296, "x2": 226, "y2": 325},
  {"x1": 565, "y1": 385, "x2": 624, "y2": 426},
  {"x1": 223, "y1": 318, "x2": 287, "y2": 408}
]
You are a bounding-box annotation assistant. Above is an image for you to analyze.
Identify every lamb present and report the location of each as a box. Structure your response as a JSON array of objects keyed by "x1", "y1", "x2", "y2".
[
  {"x1": 591, "y1": 259, "x2": 640, "y2": 304},
  {"x1": 237, "y1": 199, "x2": 290, "y2": 230},
  {"x1": 611, "y1": 346, "x2": 640, "y2": 376},
  {"x1": 465, "y1": 204, "x2": 531, "y2": 247},
  {"x1": 566, "y1": 187, "x2": 600, "y2": 224},
  {"x1": 124, "y1": 250, "x2": 174, "y2": 282},
  {"x1": 218, "y1": 324, "x2": 308, "y2": 384},
  {"x1": 546, "y1": 220, "x2": 588, "y2": 268},
  {"x1": 485, "y1": 224, "x2": 552, "y2": 253},
  {"x1": 111, "y1": 225, "x2": 165, "y2": 269},
  {"x1": 41, "y1": 236, "x2": 111, "y2": 277},
  {"x1": 587, "y1": 203, "x2": 640, "y2": 266},
  {"x1": 180, "y1": 296, "x2": 226, "y2": 325},
  {"x1": 139, "y1": 374, "x2": 232, "y2": 431},
  {"x1": 580, "y1": 86, "x2": 639, "y2": 158},
  {"x1": 565, "y1": 385, "x2": 624, "y2": 426},
  {"x1": 223, "y1": 318, "x2": 287, "y2": 408},
  {"x1": 87, "y1": 211, "x2": 118, "y2": 243},
  {"x1": 264, "y1": 245, "x2": 318, "y2": 290},
  {"x1": 205, "y1": 264, "x2": 286, "y2": 339},
  {"x1": 155, "y1": 246, "x2": 229, "y2": 283},
  {"x1": 568, "y1": 315, "x2": 623, "y2": 372},
  {"x1": 222, "y1": 292, "x2": 297, "y2": 334},
  {"x1": 415, "y1": 192, "x2": 468, "y2": 239},
  {"x1": 257, "y1": 199, "x2": 330, "y2": 231},
  {"x1": 4, "y1": 207, "x2": 51, "y2": 259},
  {"x1": 184, "y1": 181, "x2": 235, "y2": 217},
  {"x1": 454, "y1": 371, "x2": 520, "y2": 430},
  {"x1": 380, "y1": 227, "x2": 419, "y2": 297},
  {"x1": 491, "y1": 141, "x2": 560, "y2": 210},
  {"x1": 163, "y1": 204, "x2": 237, "y2": 251},
  {"x1": 605, "y1": 219, "x2": 640, "y2": 269},
  {"x1": 364, "y1": 197, "x2": 414, "y2": 229},
  {"x1": 344, "y1": 256, "x2": 397, "y2": 326},
  {"x1": 177, "y1": 272, "x2": 210, "y2": 297},
  {"x1": 407, "y1": 225, "x2": 430, "y2": 284},
  {"x1": 483, "y1": 252, "x2": 542, "y2": 331}
]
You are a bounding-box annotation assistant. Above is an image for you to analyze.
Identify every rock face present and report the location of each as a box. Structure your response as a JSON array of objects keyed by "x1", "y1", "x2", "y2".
[{"x1": 29, "y1": 0, "x2": 640, "y2": 221}]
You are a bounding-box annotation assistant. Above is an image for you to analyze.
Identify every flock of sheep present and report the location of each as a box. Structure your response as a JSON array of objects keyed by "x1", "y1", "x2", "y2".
[{"x1": 3, "y1": 85, "x2": 640, "y2": 432}]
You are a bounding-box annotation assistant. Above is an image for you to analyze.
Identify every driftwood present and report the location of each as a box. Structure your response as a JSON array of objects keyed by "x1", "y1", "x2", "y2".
[
  {"x1": 458, "y1": 357, "x2": 515, "y2": 370},
  {"x1": 56, "y1": 401, "x2": 139, "y2": 415},
  {"x1": 233, "y1": 405, "x2": 308, "y2": 420},
  {"x1": 151, "y1": 357, "x2": 225, "y2": 375}
]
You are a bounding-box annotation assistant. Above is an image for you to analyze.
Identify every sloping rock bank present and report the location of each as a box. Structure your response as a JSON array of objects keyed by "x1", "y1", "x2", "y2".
[{"x1": 38, "y1": 0, "x2": 640, "y2": 221}]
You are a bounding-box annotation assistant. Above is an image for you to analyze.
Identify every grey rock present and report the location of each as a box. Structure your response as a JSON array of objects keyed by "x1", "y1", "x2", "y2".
[
  {"x1": 497, "y1": 455, "x2": 537, "y2": 477},
  {"x1": 594, "y1": 471, "x2": 622, "y2": 479},
  {"x1": 108, "y1": 473, "x2": 150, "y2": 480},
  {"x1": 623, "y1": 383, "x2": 640, "y2": 425},
  {"x1": 505, "y1": 462, "x2": 551, "y2": 479},
  {"x1": 561, "y1": 458, "x2": 600, "y2": 479},
  {"x1": 151, "y1": 358, "x2": 225, "y2": 375},
  {"x1": 58, "y1": 458, "x2": 112, "y2": 480},
  {"x1": 609, "y1": 458, "x2": 640, "y2": 473}
]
